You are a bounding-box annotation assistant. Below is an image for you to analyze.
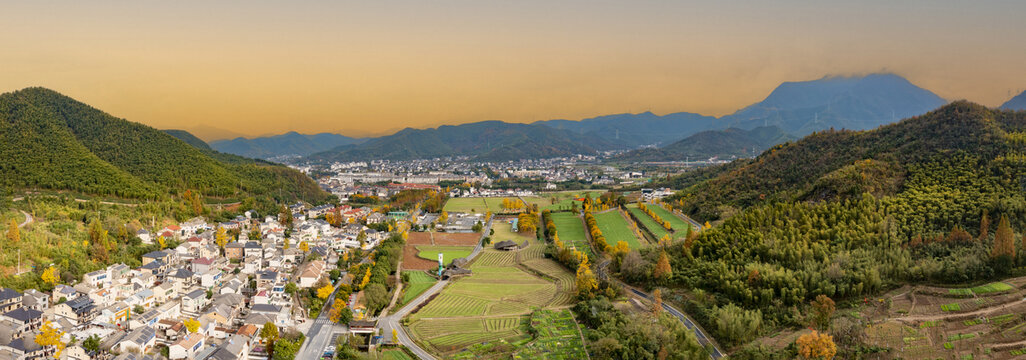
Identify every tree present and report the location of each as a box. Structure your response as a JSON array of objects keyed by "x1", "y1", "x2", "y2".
[
  {"x1": 796, "y1": 331, "x2": 837, "y2": 360},
  {"x1": 317, "y1": 283, "x2": 334, "y2": 299},
  {"x1": 810, "y1": 295, "x2": 835, "y2": 330},
  {"x1": 299, "y1": 241, "x2": 309, "y2": 253},
  {"x1": 284, "y1": 283, "x2": 298, "y2": 295},
  {"x1": 364, "y1": 283, "x2": 388, "y2": 312},
  {"x1": 260, "y1": 322, "x2": 279, "y2": 353},
  {"x1": 35, "y1": 321, "x2": 65, "y2": 358},
  {"x1": 278, "y1": 205, "x2": 294, "y2": 228},
  {"x1": 215, "y1": 226, "x2": 228, "y2": 253},
  {"x1": 356, "y1": 230, "x2": 367, "y2": 247},
  {"x1": 6, "y1": 219, "x2": 19, "y2": 244},
  {"x1": 438, "y1": 211, "x2": 449, "y2": 223},
  {"x1": 651, "y1": 288, "x2": 663, "y2": 315},
  {"x1": 575, "y1": 259, "x2": 598, "y2": 298},
  {"x1": 156, "y1": 235, "x2": 167, "y2": 249},
  {"x1": 992, "y1": 215, "x2": 1015, "y2": 259},
  {"x1": 184, "y1": 317, "x2": 201, "y2": 333},
  {"x1": 978, "y1": 210, "x2": 990, "y2": 242},
  {"x1": 41, "y1": 266, "x2": 59, "y2": 287},
  {"x1": 329, "y1": 299, "x2": 352, "y2": 324},
  {"x1": 653, "y1": 251, "x2": 672, "y2": 280},
  {"x1": 82, "y1": 335, "x2": 101, "y2": 353}
]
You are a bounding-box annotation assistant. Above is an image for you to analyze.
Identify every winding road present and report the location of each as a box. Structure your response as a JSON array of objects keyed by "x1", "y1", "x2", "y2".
[{"x1": 17, "y1": 211, "x2": 32, "y2": 228}]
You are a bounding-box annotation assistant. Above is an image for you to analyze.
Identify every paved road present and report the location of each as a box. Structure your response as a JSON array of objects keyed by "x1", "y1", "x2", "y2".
[
  {"x1": 296, "y1": 285, "x2": 349, "y2": 360},
  {"x1": 625, "y1": 286, "x2": 725, "y2": 359},
  {"x1": 376, "y1": 219, "x2": 493, "y2": 360}
]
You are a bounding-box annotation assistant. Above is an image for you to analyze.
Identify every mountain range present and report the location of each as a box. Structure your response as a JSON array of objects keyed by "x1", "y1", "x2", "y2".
[
  {"x1": 209, "y1": 132, "x2": 364, "y2": 159},
  {"x1": 612, "y1": 126, "x2": 793, "y2": 162},
  {"x1": 1001, "y1": 90, "x2": 1026, "y2": 111},
  {"x1": 0, "y1": 87, "x2": 331, "y2": 203}
]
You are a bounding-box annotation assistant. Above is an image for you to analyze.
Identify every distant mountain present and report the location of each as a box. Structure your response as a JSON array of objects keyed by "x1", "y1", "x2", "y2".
[
  {"x1": 534, "y1": 111, "x2": 717, "y2": 147},
  {"x1": 1001, "y1": 91, "x2": 1026, "y2": 111},
  {"x1": 0, "y1": 87, "x2": 331, "y2": 203},
  {"x1": 163, "y1": 129, "x2": 213, "y2": 151},
  {"x1": 308, "y1": 120, "x2": 609, "y2": 162},
  {"x1": 721, "y1": 73, "x2": 946, "y2": 135},
  {"x1": 211, "y1": 132, "x2": 364, "y2": 159},
  {"x1": 613, "y1": 126, "x2": 792, "y2": 162}
]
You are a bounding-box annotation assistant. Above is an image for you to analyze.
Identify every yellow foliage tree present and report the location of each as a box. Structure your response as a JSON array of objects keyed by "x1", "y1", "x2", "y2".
[
  {"x1": 299, "y1": 241, "x2": 310, "y2": 253},
  {"x1": 392, "y1": 329, "x2": 399, "y2": 343},
  {"x1": 654, "y1": 251, "x2": 672, "y2": 280},
  {"x1": 41, "y1": 266, "x2": 59, "y2": 287},
  {"x1": 317, "y1": 283, "x2": 334, "y2": 299},
  {"x1": 575, "y1": 258, "x2": 598, "y2": 298},
  {"x1": 438, "y1": 211, "x2": 449, "y2": 223},
  {"x1": 215, "y1": 227, "x2": 228, "y2": 251},
  {"x1": 35, "y1": 321, "x2": 65, "y2": 358},
  {"x1": 359, "y1": 268, "x2": 371, "y2": 289},
  {"x1": 796, "y1": 331, "x2": 837, "y2": 360},
  {"x1": 6, "y1": 219, "x2": 19, "y2": 245},
  {"x1": 156, "y1": 235, "x2": 167, "y2": 250},
  {"x1": 184, "y1": 317, "x2": 201, "y2": 333}
]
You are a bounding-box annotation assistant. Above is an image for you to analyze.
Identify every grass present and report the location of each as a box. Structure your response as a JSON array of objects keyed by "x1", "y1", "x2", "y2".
[
  {"x1": 593, "y1": 210, "x2": 643, "y2": 249},
  {"x1": 538, "y1": 190, "x2": 606, "y2": 211},
  {"x1": 549, "y1": 212, "x2": 593, "y2": 259},
  {"x1": 443, "y1": 197, "x2": 525, "y2": 213},
  {"x1": 647, "y1": 203, "x2": 692, "y2": 232},
  {"x1": 416, "y1": 245, "x2": 474, "y2": 266},
  {"x1": 382, "y1": 349, "x2": 414, "y2": 360},
  {"x1": 401, "y1": 271, "x2": 436, "y2": 306},
  {"x1": 920, "y1": 321, "x2": 938, "y2": 328},
  {"x1": 626, "y1": 204, "x2": 672, "y2": 240}
]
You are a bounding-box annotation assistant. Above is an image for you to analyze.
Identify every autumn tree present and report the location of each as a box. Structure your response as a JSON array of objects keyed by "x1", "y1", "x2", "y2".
[
  {"x1": 978, "y1": 211, "x2": 990, "y2": 242},
  {"x1": 88, "y1": 220, "x2": 109, "y2": 262},
  {"x1": 41, "y1": 266, "x2": 59, "y2": 288},
  {"x1": 438, "y1": 211, "x2": 449, "y2": 223},
  {"x1": 356, "y1": 230, "x2": 367, "y2": 247},
  {"x1": 392, "y1": 328, "x2": 399, "y2": 344},
  {"x1": 317, "y1": 283, "x2": 334, "y2": 299},
  {"x1": 215, "y1": 226, "x2": 228, "y2": 253},
  {"x1": 653, "y1": 251, "x2": 672, "y2": 280},
  {"x1": 797, "y1": 331, "x2": 837, "y2": 360},
  {"x1": 992, "y1": 215, "x2": 1015, "y2": 259},
  {"x1": 299, "y1": 241, "x2": 310, "y2": 253},
  {"x1": 810, "y1": 295, "x2": 835, "y2": 330},
  {"x1": 6, "y1": 219, "x2": 18, "y2": 245},
  {"x1": 260, "y1": 322, "x2": 279, "y2": 355},
  {"x1": 329, "y1": 299, "x2": 352, "y2": 324},
  {"x1": 35, "y1": 321, "x2": 65, "y2": 358},
  {"x1": 651, "y1": 288, "x2": 663, "y2": 315},
  {"x1": 184, "y1": 318, "x2": 201, "y2": 333},
  {"x1": 575, "y1": 258, "x2": 598, "y2": 298},
  {"x1": 278, "y1": 205, "x2": 293, "y2": 228},
  {"x1": 156, "y1": 235, "x2": 167, "y2": 250}
]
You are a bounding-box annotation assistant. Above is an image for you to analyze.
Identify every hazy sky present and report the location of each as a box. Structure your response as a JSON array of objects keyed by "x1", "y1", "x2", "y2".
[{"x1": 3, "y1": 1, "x2": 1025, "y2": 140}]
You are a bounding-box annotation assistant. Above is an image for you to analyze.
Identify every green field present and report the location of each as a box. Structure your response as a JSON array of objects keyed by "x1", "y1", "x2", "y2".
[
  {"x1": 514, "y1": 309, "x2": 588, "y2": 359},
  {"x1": 407, "y1": 221, "x2": 577, "y2": 357},
  {"x1": 539, "y1": 190, "x2": 605, "y2": 211},
  {"x1": 594, "y1": 210, "x2": 643, "y2": 249},
  {"x1": 416, "y1": 246, "x2": 474, "y2": 266},
  {"x1": 401, "y1": 271, "x2": 437, "y2": 306},
  {"x1": 626, "y1": 204, "x2": 673, "y2": 240},
  {"x1": 443, "y1": 197, "x2": 525, "y2": 213},
  {"x1": 948, "y1": 282, "x2": 1015, "y2": 296},
  {"x1": 549, "y1": 212, "x2": 593, "y2": 259},
  {"x1": 647, "y1": 203, "x2": 692, "y2": 232},
  {"x1": 382, "y1": 349, "x2": 414, "y2": 360}
]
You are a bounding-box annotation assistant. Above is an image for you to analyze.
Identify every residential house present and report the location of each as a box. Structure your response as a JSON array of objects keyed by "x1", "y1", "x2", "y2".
[
  {"x1": 1, "y1": 307, "x2": 42, "y2": 337},
  {"x1": 169, "y1": 332, "x2": 205, "y2": 359},
  {"x1": 0, "y1": 289, "x2": 21, "y2": 313},
  {"x1": 117, "y1": 326, "x2": 156, "y2": 354}
]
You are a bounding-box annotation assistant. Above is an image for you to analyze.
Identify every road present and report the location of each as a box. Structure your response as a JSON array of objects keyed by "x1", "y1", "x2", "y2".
[
  {"x1": 296, "y1": 284, "x2": 349, "y2": 360},
  {"x1": 18, "y1": 211, "x2": 32, "y2": 228},
  {"x1": 375, "y1": 219, "x2": 492, "y2": 360},
  {"x1": 626, "y1": 287, "x2": 725, "y2": 359}
]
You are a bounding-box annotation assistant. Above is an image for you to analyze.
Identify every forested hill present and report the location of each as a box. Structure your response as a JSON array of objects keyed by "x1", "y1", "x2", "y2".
[
  {"x1": 210, "y1": 131, "x2": 364, "y2": 159},
  {"x1": 611, "y1": 126, "x2": 792, "y2": 162},
  {"x1": 307, "y1": 120, "x2": 609, "y2": 162},
  {"x1": 1001, "y1": 90, "x2": 1026, "y2": 111},
  {"x1": 0, "y1": 87, "x2": 332, "y2": 204},
  {"x1": 163, "y1": 129, "x2": 213, "y2": 151},
  {"x1": 663, "y1": 101, "x2": 1016, "y2": 221}
]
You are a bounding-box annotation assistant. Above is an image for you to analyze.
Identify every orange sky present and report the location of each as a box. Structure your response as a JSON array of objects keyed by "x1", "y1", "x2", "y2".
[{"x1": 2, "y1": 1, "x2": 1025, "y2": 140}]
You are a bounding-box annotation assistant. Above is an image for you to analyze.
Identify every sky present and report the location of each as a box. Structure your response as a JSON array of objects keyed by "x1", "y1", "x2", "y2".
[{"x1": 2, "y1": 1, "x2": 1025, "y2": 141}]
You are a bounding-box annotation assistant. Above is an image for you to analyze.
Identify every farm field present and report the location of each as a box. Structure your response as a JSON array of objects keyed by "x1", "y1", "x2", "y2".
[
  {"x1": 647, "y1": 203, "x2": 692, "y2": 232},
  {"x1": 381, "y1": 349, "x2": 414, "y2": 360},
  {"x1": 593, "y1": 210, "x2": 644, "y2": 249},
  {"x1": 407, "y1": 217, "x2": 579, "y2": 358},
  {"x1": 626, "y1": 203, "x2": 674, "y2": 240},
  {"x1": 514, "y1": 309, "x2": 587, "y2": 359},
  {"x1": 539, "y1": 190, "x2": 606, "y2": 211},
  {"x1": 416, "y1": 245, "x2": 473, "y2": 266},
  {"x1": 749, "y1": 277, "x2": 1026, "y2": 359},
  {"x1": 549, "y1": 213, "x2": 594, "y2": 259},
  {"x1": 443, "y1": 197, "x2": 524, "y2": 213},
  {"x1": 401, "y1": 271, "x2": 437, "y2": 306}
]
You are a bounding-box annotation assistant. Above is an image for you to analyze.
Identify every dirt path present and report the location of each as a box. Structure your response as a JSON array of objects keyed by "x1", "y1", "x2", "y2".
[
  {"x1": 17, "y1": 211, "x2": 32, "y2": 228},
  {"x1": 891, "y1": 297, "x2": 1026, "y2": 322}
]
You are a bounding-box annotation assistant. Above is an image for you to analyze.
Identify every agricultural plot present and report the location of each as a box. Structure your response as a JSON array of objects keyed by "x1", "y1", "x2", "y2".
[
  {"x1": 514, "y1": 309, "x2": 587, "y2": 360},
  {"x1": 416, "y1": 245, "x2": 473, "y2": 266},
  {"x1": 594, "y1": 210, "x2": 643, "y2": 249},
  {"x1": 443, "y1": 197, "x2": 525, "y2": 213},
  {"x1": 626, "y1": 204, "x2": 673, "y2": 240},
  {"x1": 549, "y1": 213, "x2": 593, "y2": 259},
  {"x1": 648, "y1": 203, "x2": 693, "y2": 232},
  {"x1": 947, "y1": 282, "x2": 1015, "y2": 296},
  {"x1": 407, "y1": 220, "x2": 579, "y2": 358},
  {"x1": 539, "y1": 190, "x2": 606, "y2": 211},
  {"x1": 401, "y1": 271, "x2": 436, "y2": 306},
  {"x1": 381, "y1": 349, "x2": 414, "y2": 360}
]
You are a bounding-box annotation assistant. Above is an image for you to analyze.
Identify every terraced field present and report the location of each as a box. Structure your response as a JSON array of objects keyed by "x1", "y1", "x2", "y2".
[
  {"x1": 407, "y1": 219, "x2": 578, "y2": 357},
  {"x1": 515, "y1": 309, "x2": 587, "y2": 359},
  {"x1": 594, "y1": 210, "x2": 643, "y2": 249}
]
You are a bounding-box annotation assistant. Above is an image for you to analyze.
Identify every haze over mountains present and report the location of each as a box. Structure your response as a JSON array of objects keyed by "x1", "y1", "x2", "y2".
[
  {"x1": 1001, "y1": 90, "x2": 1026, "y2": 111},
  {"x1": 157, "y1": 74, "x2": 1017, "y2": 162}
]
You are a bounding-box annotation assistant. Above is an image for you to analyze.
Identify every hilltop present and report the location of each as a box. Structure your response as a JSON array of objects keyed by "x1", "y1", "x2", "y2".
[
  {"x1": 612, "y1": 126, "x2": 792, "y2": 162},
  {"x1": 1001, "y1": 90, "x2": 1026, "y2": 111},
  {"x1": 0, "y1": 87, "x2": 331, "y2": 203},
  {"x1": 210, "y1": 131, "x2": 365, "y2": 159}
]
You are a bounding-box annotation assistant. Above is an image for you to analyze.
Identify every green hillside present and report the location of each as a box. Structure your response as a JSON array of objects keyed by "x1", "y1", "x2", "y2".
[
  {"x1": 163, "y1": 129, "x2": 213, "y2": 151},
  {"x1": 613, "y1": 126, "x2": 792, "y2": 162},
  {"x1": 0, "y1": 87, "x2": 331, "y2": 203}
]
